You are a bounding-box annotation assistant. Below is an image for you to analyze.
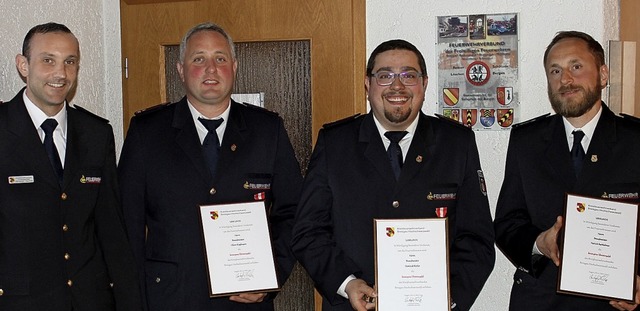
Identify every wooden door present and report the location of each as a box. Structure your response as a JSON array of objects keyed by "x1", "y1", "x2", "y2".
[
  {"x1": 120, "y1": 0, "x2": 366, "y2": 310},
  {"x1": 120, "y1": 0, "x2": 366, "y2": 138}
]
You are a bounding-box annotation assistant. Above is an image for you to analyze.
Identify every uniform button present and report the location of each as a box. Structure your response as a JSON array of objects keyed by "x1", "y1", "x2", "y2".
[
  {"x1": 209, "y1": 187, "x2": 216, "y2": 195},
  {"x1": 67, "y1": 280, "x2": 73, "y2": 287},
  {"x1": 392, "y1": 201, "x2": 400, "y2": 208},
  {"x1": 155, "y1": 277, "x2": 161, "y2": 283},
  {"x1": 64, "y1": 253, "x2": 71, "y2": 260},
  {"x1": 0, "y1": 288, "x2": 4, "y2": 296},
  {"x1": 62, "y1": 224, "x2": 69, "y2": 232},
  {"x1": 61, "y1": 193, "x2": 68, "y2": 200},
  {"x1": 516, "y1": 278, "x2": 522, "y2": 285}
]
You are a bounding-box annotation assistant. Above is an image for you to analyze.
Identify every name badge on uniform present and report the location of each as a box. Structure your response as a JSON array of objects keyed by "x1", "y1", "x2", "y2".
[
  {"x1": 80, "y1": 175, "x2": 102, "y2": 184},
  {"x1": 8, "y1": 175, "x2": 34, "y2": 184}
]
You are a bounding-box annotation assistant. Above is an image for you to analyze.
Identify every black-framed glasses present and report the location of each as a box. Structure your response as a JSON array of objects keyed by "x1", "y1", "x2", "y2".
[{"x1": 370, "y1": 70, "x2": 424, "y2": 86}]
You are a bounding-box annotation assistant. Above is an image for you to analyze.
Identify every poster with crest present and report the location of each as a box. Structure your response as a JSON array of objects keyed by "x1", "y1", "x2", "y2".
[{"x1": 437, "y1": 13, "x2": 519, "y2": 130}]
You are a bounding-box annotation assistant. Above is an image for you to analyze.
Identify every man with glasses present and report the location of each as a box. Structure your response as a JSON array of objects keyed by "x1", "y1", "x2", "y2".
[{"x1": 291, "y1": 39, "x2": 495, "y2": 311}]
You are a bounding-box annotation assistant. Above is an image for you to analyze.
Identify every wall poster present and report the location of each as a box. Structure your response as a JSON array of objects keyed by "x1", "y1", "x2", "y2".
[{"x1": 436, "y1": 13, "x2": 519, "y2": 130}]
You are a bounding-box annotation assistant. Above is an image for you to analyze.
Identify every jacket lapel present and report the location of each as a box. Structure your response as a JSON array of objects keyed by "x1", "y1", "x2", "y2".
[
  {"x1": 63, "y1": 106, "x2": 88, "y2": 189},
  {"x1": 7, "y1": 91, "x2": 60, "y2": 190},
  {"x1": 544, "y1": 115, "x2": 577, "y2": 189},
  {"x1": 216, "y1": 101, "x2": 248, "y2": 181},
  {"x1": 360, "y1": 113, "x2": 397, "y2": 184},
  {"x1": 575, "y1": 104, "x2": 617, "y2": 191},
  {"x1": 172, "y1": 98, "x2": 211, "y2": 183},
  {"x1": 401, "y1": 114, "x2": 431, "y2": 185}
]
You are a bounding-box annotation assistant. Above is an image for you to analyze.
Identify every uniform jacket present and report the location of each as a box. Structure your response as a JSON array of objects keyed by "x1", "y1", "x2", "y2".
[
  {"x1": 291, "y1": 112, "x2": 495, "y2": 311},
  {"x1": 0, "y1": 89, "x2": 142, "y2": 311},
  {"x1": 494, "y1": 104, "x2": 640, "y2": 310},
  {"x1": 118, "y1": 97, "x2": 302, "y2": 311}
]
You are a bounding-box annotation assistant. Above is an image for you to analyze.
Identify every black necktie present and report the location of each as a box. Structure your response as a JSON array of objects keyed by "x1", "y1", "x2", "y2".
[
  {"x1": 41, "y1": 119, "x2": 64, "y2": 185},
  {"x1": 385, "y1": 131, "x2": 408, "y2": 180},
  {"x1": 571, "y1": 130, "x2": 585, "y2": 177},
  {"x1": 199, "y1": 118, "x2": 224, "y2": 179}
]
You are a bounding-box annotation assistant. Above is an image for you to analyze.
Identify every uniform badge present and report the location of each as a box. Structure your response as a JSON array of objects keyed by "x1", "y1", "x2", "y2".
[
  {"x1": 477, "y1": 170, "x2": 487, "y2": 196},
  {"x1": 435, "y1": 207, "x2": 448, "y2": 218},
  {"x1": 8, "y1": 175, "x2": 34, "y2": 184},
  {"x1": 80, "y1": 175, "x2": 101, "y2": 184},
  {"x1": 416, "y1": 155, "x2": 423, "y2": 163},
  {"x1": 243, "y1": 181, "x2": 271, "y2": 190},
  {"x1": 254, "y1": 192, "x2": 266, "y2": 200},
  {"x1": 602, "y1": 192, "x2": 639, "y2": 200},
  {"x1": 591, "y1": 155, "x2": 598, "y2": 162},
  {"x1": 427, "y1": 192, "x2": 457, "y2": 200}
]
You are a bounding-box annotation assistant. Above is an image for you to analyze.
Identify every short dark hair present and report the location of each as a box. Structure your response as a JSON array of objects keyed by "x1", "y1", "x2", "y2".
[
  {"x1": 543, "y1": 31, "x2": 605, "y2": 67},
  {"x1": 22, "y1": 22, "x2": 73, "y2": 60},
  {"x1": 366, "y1": 39, "x2": 427, "y2": 77}
]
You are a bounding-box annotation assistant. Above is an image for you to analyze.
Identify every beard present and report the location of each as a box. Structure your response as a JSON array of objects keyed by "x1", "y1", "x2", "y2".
[
  {"x1": 548, "y1": 80, "x2": 602, "y2": 118},
  {"x1": 384, "y1": 105, "x2": 412, "y2": 124}
]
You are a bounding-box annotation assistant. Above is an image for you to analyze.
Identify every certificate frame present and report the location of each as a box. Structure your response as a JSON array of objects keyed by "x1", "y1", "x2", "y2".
[
  {"x1": 558, "y1": 193, "x2": 639, "y2": 302},
  {"x1": 374, "y1": 218, "x2": 451, "y2": 311},
  {"x1": 198, "y1": 201, "x2": 280, "y2": 297}
]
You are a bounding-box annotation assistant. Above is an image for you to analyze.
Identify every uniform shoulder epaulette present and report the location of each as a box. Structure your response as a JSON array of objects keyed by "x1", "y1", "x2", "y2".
[
  {"x1": 512, "y1": 113, "x2": 551, "y2": 128},
  {"x1": 238, "y1": 102, "x2": 279, "y2": 116},
  {"x1": 134, "y1": 102, "x2": 173, "y2": 116},
  {"x1": 322, "y1": 113, "x2": 363, "y2": 129},
  {"x1": 434, "y1": 113, "x2": 472, "y2": 130},
  {"x1": 72, "y1": 105, "x2": 109, "y2": 123},
  {"x1": 620, "y1": 113, "x2": 640, "y2": 124}
]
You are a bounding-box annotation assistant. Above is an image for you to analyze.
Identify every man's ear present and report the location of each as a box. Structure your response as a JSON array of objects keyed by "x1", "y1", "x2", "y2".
[
  {"x1": 599, "y1": 64, "x2": 609, "y2": 89},
  {"x1": 176, "y1": 61, "x2": 185, "y2": 83},
  {"x1": 15, "y1": 54, "x2": 28, "y2": 78}
]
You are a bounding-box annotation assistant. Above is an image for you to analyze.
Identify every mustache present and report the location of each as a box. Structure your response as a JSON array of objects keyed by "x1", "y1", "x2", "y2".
[{"x1": 557, "y1": 85, "x2": 583, "y2": 93}]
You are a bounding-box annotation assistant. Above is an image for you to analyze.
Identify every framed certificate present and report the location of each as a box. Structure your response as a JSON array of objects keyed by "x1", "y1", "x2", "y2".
[
  {"x1": 558, "y1": 193, "x2": 639, "y2": 302},
  {"x1": 374, "y1": 218, "x2": 450, "y2": 311},
  {"x1": 199, "y1": 201, "x2": 280, "y2": 297}
]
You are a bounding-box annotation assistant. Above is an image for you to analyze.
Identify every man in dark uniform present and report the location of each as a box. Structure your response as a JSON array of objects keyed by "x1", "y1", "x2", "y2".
[
  {"x1": 494, "y1": 31, "x2": 640, "y2": 311},
  {"x1": 291, "y1": 39, "x2": 495, "y2": 311},
  {"x1": 118, "y1": 22, "x2": 302, "y2": 311},
  {"x1": 0, "y1": 22, "x2": 141, "y2": 310}
]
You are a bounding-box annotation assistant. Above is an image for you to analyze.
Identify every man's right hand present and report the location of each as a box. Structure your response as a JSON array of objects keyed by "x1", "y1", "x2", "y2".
[
  {"x1": 535, "y1": 215, "x2": 563, "y2": 266},
  {"x1": 345, "y1": 278, "x2": 376, "y2": 311}
]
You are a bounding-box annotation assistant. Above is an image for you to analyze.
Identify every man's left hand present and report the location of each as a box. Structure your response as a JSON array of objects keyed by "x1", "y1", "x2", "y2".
[
  {"x1": 229, "y1": 292, "x2": 267, "y2": 303},
  {"x1": 609, "y1": 276, "x2": 640, "y2": 310}
]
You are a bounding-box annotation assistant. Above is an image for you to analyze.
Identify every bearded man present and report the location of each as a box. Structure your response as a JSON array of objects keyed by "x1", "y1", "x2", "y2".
[
  {"x1": 494, "y1": 31, "x2": 640, "y2": 311},
  {"x1": 291, "y1": 39, "x2": 495, "y2": 311}
]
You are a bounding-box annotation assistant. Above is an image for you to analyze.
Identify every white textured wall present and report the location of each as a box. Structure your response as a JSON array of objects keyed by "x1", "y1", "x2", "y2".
[
  {"x1": 0, "y1": 0, "x2": 621, "y2": 309},
  {"x1": 0, "y1": 0, "x2": 124, "y2": 152},
  {"x1": 367, "y1": 0, "x2": 619, "y2": 310}
]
